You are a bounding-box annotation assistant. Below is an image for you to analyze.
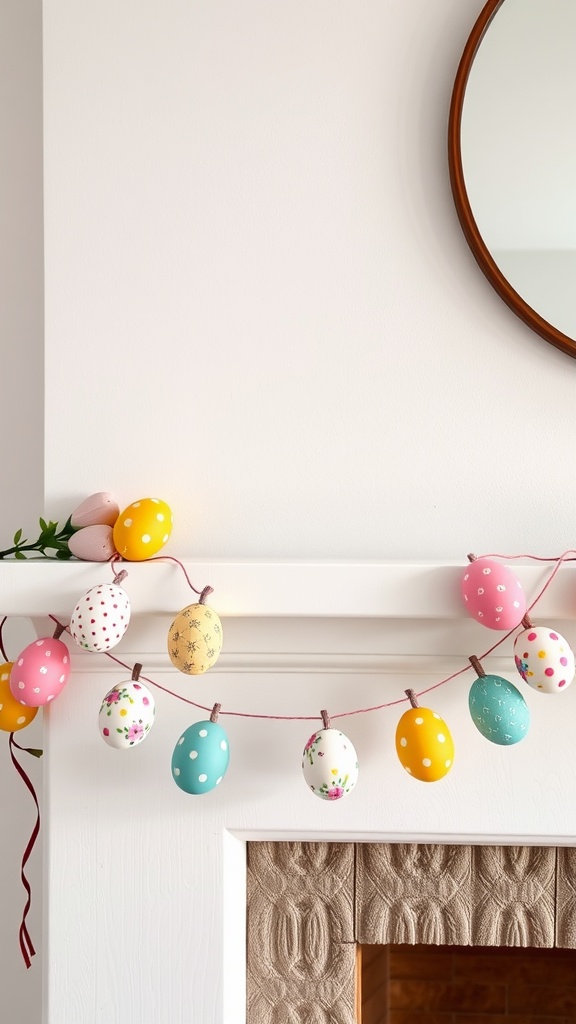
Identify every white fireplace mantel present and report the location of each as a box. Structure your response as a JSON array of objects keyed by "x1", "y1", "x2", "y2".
[
  {"x1": 3, "y1": 559, "x2": 576, "y2": 1024},
  {"x1": 3, "y1": 557, "x2": 576, "y2": 618}
]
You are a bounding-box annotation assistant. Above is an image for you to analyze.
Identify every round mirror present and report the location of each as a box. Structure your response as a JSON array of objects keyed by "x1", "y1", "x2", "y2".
[{"x1": 449, "y1": 0, "x2": 576, "y2": 358}]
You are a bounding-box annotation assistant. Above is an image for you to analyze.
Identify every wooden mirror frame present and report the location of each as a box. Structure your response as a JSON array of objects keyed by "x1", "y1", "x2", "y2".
[{"x1": 448, "y1": 0, "x2": 576, "y2": 359}]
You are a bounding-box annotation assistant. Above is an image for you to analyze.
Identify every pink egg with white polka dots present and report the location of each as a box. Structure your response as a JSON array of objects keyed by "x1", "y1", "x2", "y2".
[
  {"x1": 70, "y1": 583, "x2": 131, "y2": 653},
  {"x1": 461, "y1": 557, "x2": 526, "y2": 630},
  {"x1": 514, "y1": 626, "x2": 575, "y2": 694},
  {"x1": 9, "y1": 637, "x2": 71, "y2": 707}
]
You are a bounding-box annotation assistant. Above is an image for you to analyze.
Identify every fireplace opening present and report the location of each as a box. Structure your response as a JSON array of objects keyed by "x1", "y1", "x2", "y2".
[{"x1": 359, "y1": 942, "x2": 576, "y2": 1023}]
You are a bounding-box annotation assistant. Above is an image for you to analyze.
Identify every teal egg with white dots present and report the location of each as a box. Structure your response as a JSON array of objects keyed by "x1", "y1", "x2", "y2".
[
  {"x1": 171, "y1": 719, "x2": 230, "y2": 794},
  {"x1": 468, "y1": 674, "x2": 530, "y2": 746}
]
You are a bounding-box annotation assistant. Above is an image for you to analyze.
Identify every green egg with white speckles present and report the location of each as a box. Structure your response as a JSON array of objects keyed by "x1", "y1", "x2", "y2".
[
  {"x1": 468, "y1": 674, "x2": 530, "y2": 746},
  {"x1": 171, "y1": 719, "x2": 230, "y2": 794}
]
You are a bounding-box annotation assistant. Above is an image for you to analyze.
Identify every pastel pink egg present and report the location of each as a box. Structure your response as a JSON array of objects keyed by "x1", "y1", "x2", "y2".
[
  {"x1": 9, "y1": 637, "x2": 71, "y2": 707},
  {"x1": 68, "y1": 524, "x2": 116, "y2": 562},
  {"x1": 461, "y1": 557, "x2": 526, "y2": 630},
  {"x1": 70, "y1": 491, "x2": 120, "y2": 528}
]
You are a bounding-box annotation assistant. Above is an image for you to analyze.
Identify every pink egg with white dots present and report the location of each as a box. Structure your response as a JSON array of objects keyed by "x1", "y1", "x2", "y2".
[
  {"x1": 461, "y1": 557, "x2": 526, "y2": 630},
  {"x1": 514, "y1": 626, "x2": 575, "y2": 694},
  {"x1": 70, "y1": 583, "x2": 131, "y2": 653},
  {"x1": 9, "y1": 637, "x2": 71, "y2": 707}
]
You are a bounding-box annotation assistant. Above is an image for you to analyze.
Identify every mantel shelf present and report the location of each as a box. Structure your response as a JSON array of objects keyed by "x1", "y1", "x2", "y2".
[{"x1": 0, "y1": 558, "x2": 574, "y2": 619}]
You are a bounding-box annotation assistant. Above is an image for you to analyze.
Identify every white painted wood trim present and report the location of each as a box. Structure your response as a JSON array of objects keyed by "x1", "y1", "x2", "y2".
[{"x1": 0, "y1": 558, "x2": 574, "y2": 618}]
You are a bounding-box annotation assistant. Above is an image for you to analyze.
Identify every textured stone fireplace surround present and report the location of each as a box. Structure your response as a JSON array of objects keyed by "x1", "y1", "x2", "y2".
[
  {"x1": 246, "y1": 842, "x2": 576, "y2": 1023},
  {"x1": 5, "y1": 560, "x2": 576, "y2": 1023}
]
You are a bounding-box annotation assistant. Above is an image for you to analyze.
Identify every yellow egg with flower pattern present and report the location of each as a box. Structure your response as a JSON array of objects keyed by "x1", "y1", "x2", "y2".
[
  {"x1": 168, "y1": 603, "x2": 223, "y2": 675},
  {"x1": 112, "y1": 498, "x2": 172, "y2": 560},
  {"x1": 395, "y1": 703, "x2": 454, "y2": 782}
]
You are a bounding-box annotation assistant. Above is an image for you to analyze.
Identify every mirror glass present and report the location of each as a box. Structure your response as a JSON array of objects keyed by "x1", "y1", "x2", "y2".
[{"x1": 450, "y1": 0, "x2": 576, "y2": 355}]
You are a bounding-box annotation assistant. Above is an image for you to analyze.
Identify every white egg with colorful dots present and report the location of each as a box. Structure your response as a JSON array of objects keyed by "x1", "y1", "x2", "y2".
[
  {"x1": 514, "y1": 626, "x2": 575, "y2": 694},
  {"x1": 70, "y1": 583, "x2": 131, "y2": 653}
]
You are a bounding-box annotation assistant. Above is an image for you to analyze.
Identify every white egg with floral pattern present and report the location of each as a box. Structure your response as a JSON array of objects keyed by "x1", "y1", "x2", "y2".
[
  {"x1": 98, "y1": 680, "x2": 155, "y2": 749},
  {"x1": 301, "y1": 715, "x2": 359, "y2": 801}
]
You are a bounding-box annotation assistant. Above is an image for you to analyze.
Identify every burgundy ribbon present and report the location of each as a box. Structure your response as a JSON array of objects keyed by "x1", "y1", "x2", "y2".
[{"x1": 9, "y1": 733, "x2": 41, "y2": 968}]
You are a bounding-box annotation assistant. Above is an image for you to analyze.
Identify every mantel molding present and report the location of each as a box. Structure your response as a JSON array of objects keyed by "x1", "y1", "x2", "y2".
[{"x1": 0, "y1": 559, "x2": 574, "y2": 619}]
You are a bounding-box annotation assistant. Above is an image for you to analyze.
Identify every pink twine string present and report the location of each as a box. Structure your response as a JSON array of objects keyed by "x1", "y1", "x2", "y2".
[
  {"x1": 107, "y1": 552, "x2": 208, "y2": 597},
  {"x1": 477, "y1": 551, "x2": 576, "y2": 563}
]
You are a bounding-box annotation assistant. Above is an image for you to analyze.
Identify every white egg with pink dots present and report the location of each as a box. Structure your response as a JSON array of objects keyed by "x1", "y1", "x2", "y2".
[
  {"x1": 70, "y1": 583, "x2": 131, "y2": 653},
  {"x1": 9, "y1": 637, "x2": 71, "y2": 707},
  {"x1": 461, "y1": 557, "x2": 526, "y2": 630},
  {"x1": 514, "y1": 626, "x2": 575, "y2": 694}
]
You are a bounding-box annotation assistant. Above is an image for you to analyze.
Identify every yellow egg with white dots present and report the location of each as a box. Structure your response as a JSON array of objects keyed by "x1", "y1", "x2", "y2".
[
  {"x1": 0, "y1": 662, "x2": 38, "y2": 732},
  {"x1": 112, "y1": 498, "x2": 173, "y2": 561},
  {"x1": 395, "y1": 703, "x2": 455, "y2": 782}
]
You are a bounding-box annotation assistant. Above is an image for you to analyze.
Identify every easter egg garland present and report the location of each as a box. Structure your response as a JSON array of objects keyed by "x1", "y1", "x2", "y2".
[
  {"x1": 1, "y1": 542, "x2": 574, "y2": 788},
  {"x1": 4, "y1": 539, "x2": 576, "y2": 977}
]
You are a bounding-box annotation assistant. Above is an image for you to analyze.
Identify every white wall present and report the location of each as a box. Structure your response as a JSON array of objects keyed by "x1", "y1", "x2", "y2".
[
  {"x1": 0, "y1": 1, "x2": 43, "y2": 1021},
  {"x1": 42, "y1": 0, "x2": 576, "y2": 562}
]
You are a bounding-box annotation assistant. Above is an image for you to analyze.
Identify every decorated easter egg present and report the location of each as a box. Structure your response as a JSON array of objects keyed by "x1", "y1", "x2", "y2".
[
  {"x1": 98, "y1": 680, "x2": 155, "y2": 749},
  {"x1": 68, "y1": 524, "x2": 116, "y2": 562},
  {"x1": 461, "y1": 558, "x2": 526, "y2": 630},
  {"x1": 70, "y1": 583, "x2": 131, "y2": 653},
  {"x1": 70, "y1": 491, "x2": 119, "y2": 528},
  {"x1": 112, "y1": 498, "x2": 172, "y2": 561},
  {"x1": 168, "y1": 603, "x2": 223, "y2": 675},
  {"x1": 302, "y1": 728, "x2": 358, "y2": 800},
  {"x1": 9, "y1": 638, "x2": 70, "y2": 707},
  {"x1": 171, "y1": 719, "x2": 230, "y2": 794},
  {"x1": 468, "y1": 674, "x2": 530, "y2": 745},
  {"x1": 395, "y1": 705, "x2": 454, "y2": 782},
  {"x1": 0, "y1": 663, "x2": 38, "y2": 731},
  {"x1": 514, "y1": 626, "x2": 575, "y2": 694}
]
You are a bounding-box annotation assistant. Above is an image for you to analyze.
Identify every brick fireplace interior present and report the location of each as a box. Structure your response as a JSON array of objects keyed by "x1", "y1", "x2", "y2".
[{"x1": 361, "y1": 943, "x2": 576, "y2": 1023}]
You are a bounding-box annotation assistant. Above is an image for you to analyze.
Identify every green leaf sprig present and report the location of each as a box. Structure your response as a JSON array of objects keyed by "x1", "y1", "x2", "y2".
[{"x1": 0, "y1": 516, "x2": 77, "y2": 560}]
